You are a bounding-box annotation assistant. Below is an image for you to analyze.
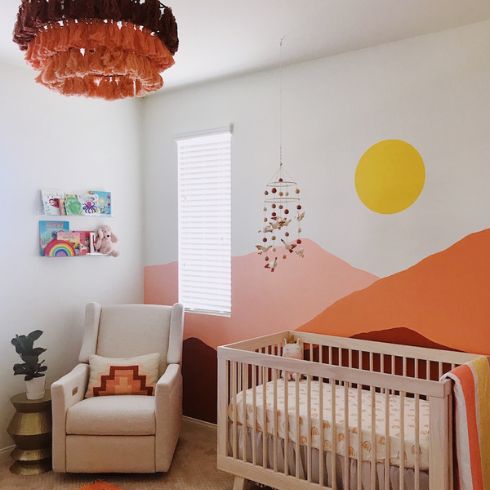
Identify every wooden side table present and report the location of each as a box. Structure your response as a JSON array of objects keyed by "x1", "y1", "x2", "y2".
[{"x1": 7, "y1": 392, "x2": 52, "y2": 475}]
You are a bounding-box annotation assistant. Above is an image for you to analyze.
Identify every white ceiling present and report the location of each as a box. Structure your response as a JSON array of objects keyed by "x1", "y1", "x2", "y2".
[{"x1": 1, "y1": 0, "x2": 490, "y2": 90}]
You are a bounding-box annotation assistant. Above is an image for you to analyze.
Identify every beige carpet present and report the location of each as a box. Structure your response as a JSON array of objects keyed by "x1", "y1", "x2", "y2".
[{"x1": 0, "y1": 419, "x2": 263, "y2": 490}]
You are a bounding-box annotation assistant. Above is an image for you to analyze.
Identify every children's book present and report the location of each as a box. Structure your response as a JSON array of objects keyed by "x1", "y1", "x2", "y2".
[
  {"x1": 76, "y1": 231, "x2": 92, "y2": 256},
  {"x1": 79, "y1": 193, "x2": 100, "y2": 216},
  {"x1": 89, "y1": 191, "x2": 112, "y2": 216},
  {"x1": 39, "y1": 221, "x2": 69, "y2": 256},
  {"x1": 64, "y1": 194, "x2": 83, "y2": 216},
  {"x1": 89, "y1": 232, "x2": 96, "y2": 254},
  {"x1": 41, "y1": 190, "x2": 65, "y2": 216}
]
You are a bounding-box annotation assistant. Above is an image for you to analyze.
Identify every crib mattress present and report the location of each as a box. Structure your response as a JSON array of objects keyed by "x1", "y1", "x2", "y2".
[{"x1": 228, "y1": 379, "x2": 430, "y2": 470}]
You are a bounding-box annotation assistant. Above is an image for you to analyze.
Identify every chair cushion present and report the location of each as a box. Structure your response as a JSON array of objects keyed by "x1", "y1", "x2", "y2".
[{"x1": 66, "y1": 396, "x2": 156, "y2": 436}]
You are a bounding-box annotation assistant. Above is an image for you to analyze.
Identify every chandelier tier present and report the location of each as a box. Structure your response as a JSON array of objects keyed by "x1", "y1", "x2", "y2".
[{"x1": 13, "y1": 0, "x2": 179, "y2": 100}]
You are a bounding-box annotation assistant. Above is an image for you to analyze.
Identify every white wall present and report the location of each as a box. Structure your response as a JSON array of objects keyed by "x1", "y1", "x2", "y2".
[
  {"x1": 142, "y1": 19, "x2": 490, "y2": 276},
  {"x1": 0, "y1": 65, "x2": 143, "y2": 449}
]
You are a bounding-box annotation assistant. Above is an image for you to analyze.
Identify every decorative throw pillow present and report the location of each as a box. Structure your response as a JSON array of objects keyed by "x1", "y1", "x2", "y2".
[{"x1": 85, "y1": 353, "x2": 160, "y2": 398}]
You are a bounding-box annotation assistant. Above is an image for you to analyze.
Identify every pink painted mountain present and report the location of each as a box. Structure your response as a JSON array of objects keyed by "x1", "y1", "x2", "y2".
[{"x1": 145, "y1": 239, "x2": 377, "y2": 348}]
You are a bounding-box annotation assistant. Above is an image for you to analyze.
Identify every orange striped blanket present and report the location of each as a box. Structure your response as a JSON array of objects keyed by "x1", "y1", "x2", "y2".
[{"x1": 442, "y1": 357, "x2": 490, "y2": 490}]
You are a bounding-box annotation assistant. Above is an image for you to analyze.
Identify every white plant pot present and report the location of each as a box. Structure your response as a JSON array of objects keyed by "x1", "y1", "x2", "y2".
[{"x1": 25, "y1": 377, "x2": 46, "y2": 400}]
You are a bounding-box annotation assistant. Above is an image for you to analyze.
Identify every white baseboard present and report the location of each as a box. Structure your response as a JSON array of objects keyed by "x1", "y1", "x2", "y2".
[{"x1": 183, "y1": 415, "x2": 217, "y2": 429}]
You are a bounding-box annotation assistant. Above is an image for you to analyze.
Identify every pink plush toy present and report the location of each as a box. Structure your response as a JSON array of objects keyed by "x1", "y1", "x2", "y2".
[
  {"x1": 281, "y1": 337, "x2": 303, "y2": 381},
  {"x1": 94, "y1": 224, "x2": 119, "y2": 257}
]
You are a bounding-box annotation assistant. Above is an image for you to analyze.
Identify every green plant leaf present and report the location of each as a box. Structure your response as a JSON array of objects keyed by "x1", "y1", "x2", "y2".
[
  {"x1": 32, "y1": 347, "x2": 46, "y2": 356},
  {"x1": 28, "y1": 330, "x2": 43, "y2": 341},
  {"x1": 37, "y1": 366, "x2": 48, "y2": 372},
  {"x1": 13, "y1": 363, "x2": 29, "y2": 375}
]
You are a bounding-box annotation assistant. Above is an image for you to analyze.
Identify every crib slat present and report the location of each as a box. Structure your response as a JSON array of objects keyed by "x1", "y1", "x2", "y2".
[
  {"x1": 232, "y1": 362, "x2": 238, "y2": 459},
  {"x1": 438, "y1": 362, "x2": 443, "y2": 379},
  {"x1": 242, "y1": 363, "x2": 247, "y2": 462},
  {"x1": 252, "y1": 364, "x2": 257, "y2": 466},
  {"x1": 426, "y1": 360, "x2": 430, "y2": 380},
  {"x1": 391, "y1": 356, "x2": 395, "y2": 375},
  {"x1": 370, "y1": 386, "x2": 376, "y2": 490},
  {"x1": 449, "y1": 390, "x2": 454, "y2": 490},
  {"x1": 370, "y1": 351, "x2": 374, "y2": 372},
  {"x1": 384, "y1": 389, "x2": 390, "y2": 490},
  {"x1": 332, "y1": 380, "x2": 337, "y2": 490},
  {"x1": 344, "y1": 381, "x2": 350, "y2": 487},
  {"x1": 307, "y1": 375, "x2": 312, "y2": 482},
  {"x1": 273, "y1": 368, "x2": 278, "y2": 472},
  {"x1": 262, "y1": 366, "x2": 268, "y2": 469},
  {"x1": 319, "y1": 377, "x2": 325, "y2": 487},
  {"x1": 415, "y1": 393, "x2": 420, "y2": 490},
  {"x1": 319, "y1": 344, "x2": 323, "y2": 364},
  {"x1": 295, "y1": 375, "x2": 300, "y2": 478},
  {"x1": 284, "y1": 371, "x2": 289, "y2": 476},
  {"x1": 328, "y1": 346, "x2": 333, "y2": 366},
  {"x1": 400, "y1": 391, "x2": 405, "y2": 490},
  {"x1": 403, "y1": 357, "x2": 407, "y2": 377},
  {"x1": 357, "y1": 384, "x2": 362, "y2": 490},
  {"x1": 349, "y1": 349, "x2": 353, "y2": 368}
]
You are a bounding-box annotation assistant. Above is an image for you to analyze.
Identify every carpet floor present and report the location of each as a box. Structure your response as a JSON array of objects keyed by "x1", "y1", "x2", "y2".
[{"x1": 0, "y1": 419, "x2": 263, "y2": 490}]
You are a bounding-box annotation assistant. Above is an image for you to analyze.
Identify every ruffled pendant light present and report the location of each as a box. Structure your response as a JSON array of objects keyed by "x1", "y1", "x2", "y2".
[{"x1": 13, "y1": 0, "x2": 179, "y2": 100}]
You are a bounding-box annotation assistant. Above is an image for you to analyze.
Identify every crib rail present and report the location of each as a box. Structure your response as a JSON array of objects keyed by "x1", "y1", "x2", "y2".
[{"x1": 217, "y1": 331, "x2": 478, "y2": 490}]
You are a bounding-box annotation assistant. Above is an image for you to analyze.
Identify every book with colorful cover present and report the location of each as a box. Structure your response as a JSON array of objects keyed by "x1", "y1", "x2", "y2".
[
  {"x1": 41, "y1": 190, "x2": 65, "y2": 216},
  {"x1": 89, "y1": 191, "x2": 111, "y2": 216},
  {"x1": 76, "y1": 231, "x2": 92, "y2": 256},
  {"x1": 64, "y1": 194, "x2": 83, "y2": 216},
  {"x1": 39, "y1": 221, "x2": 69, "y2": 256},
  {"x1": 79, "y1": 193, "x2": 100, "y2": 216}
]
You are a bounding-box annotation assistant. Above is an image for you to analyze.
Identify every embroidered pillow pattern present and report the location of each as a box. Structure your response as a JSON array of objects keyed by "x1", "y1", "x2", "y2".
[{"x1": 85, "y1": 353, "x2": 160, "y2": 398}]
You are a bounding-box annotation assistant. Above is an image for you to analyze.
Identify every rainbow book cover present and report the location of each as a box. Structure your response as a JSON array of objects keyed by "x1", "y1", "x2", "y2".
[{"x1": 39, "y1": 221, "x2": 69, "y2": 256}]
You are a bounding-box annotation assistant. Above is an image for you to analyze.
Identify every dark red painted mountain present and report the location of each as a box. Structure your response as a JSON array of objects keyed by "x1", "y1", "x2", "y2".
[{"x1": 182, "y1": 337, "x2": 217, "y2": 424}]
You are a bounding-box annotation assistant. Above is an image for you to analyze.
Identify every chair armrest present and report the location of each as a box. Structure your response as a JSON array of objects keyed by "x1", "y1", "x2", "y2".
[
  {"x1": 51, "y1": 363, "x2": 89, "y2": 410},
  {"x1": 155, "y1": 363, "x2": 183, "y2": 471},
  {"x1": 155, "y1": 363, "x2": 181, "y2": 400},
  {"x1": 51, "y1": 363, "x2": 89, "y2": 473}
]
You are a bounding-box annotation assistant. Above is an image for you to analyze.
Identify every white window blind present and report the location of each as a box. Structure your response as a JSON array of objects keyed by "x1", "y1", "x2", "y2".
[{"x1": 177, "y1": 129, "x2": 232, "y2": 316}]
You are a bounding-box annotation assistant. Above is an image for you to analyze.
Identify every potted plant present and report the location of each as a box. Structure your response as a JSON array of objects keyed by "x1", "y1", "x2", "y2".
[{"x1": 11, "y1": 330, "x2": 47, "y2": 400}]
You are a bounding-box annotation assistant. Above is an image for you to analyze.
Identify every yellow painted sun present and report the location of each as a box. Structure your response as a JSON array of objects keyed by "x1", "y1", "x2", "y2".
[{"x1": 355, "y1": 139, "x2": 425, "y2": 214}]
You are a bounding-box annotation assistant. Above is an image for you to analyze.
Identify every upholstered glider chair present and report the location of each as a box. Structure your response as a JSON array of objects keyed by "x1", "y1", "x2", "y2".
[{"x1": 51, "y1": 303, "x2": 184, "y2": 474}]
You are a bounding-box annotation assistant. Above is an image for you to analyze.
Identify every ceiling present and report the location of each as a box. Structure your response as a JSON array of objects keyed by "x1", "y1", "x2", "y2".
[{"x1": 1, "y1": 0, "x2": 490, "y2": 91}]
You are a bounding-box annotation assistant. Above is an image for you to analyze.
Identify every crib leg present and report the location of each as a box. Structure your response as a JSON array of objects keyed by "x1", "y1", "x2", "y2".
[{"x1": 233, "y1": 476, "x2": 252, "y2": 490}]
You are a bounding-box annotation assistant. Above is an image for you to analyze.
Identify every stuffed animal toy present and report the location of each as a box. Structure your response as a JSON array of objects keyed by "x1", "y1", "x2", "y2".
[
  {"x1": 281, "y1": 337, "x2": 303, "y2": 381},
  {"x1": 94, "y1": 224, "x2": 119, "y2": 257}
]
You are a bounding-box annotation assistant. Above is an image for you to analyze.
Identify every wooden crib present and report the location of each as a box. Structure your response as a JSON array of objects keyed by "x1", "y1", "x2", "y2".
[{"x1": 217, "y1": 331, "x2": 479, "y2": 490}]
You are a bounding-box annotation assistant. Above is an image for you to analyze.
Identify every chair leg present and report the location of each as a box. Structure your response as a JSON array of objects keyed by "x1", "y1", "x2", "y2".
[{"x1": 233, "y1": 476, "x2": 252, "y2": 490}]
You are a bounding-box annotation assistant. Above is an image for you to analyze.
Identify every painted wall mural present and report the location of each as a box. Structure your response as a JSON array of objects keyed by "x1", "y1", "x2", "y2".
[
  {"x1": 144, "y1": 139, "x2": 489, "y2": 423},
  {"x1": 145, "y1": 227, "x2": 490, "y2": 423}
]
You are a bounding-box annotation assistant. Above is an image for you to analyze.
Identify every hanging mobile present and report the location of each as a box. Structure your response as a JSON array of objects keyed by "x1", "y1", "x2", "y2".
[{"x1": 256, "y1": 38, "x2": 305, "y2": 272}]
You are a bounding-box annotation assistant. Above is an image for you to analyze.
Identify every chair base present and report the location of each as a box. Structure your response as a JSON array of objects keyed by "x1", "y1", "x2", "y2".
[{"x1": 65, "y1": 435, "x2": 156, "y2": 473}]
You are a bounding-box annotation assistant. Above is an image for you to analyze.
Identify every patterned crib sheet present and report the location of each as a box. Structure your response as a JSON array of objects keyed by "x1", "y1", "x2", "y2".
[{"x1": 228, "y1": 379, "x2": 430, "y2": 470}]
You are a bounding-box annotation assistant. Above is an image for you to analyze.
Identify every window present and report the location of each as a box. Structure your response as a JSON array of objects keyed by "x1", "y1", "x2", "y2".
[{"x1": 177, "y1": 128, "x2": 232, "y2": 316}]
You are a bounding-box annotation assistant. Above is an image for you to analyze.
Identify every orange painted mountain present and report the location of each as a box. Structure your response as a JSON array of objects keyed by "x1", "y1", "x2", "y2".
[
  {"x1": 145, "y1": 239, "x2": 377, "y2": 348},
  {"x1": 299, "y1": 229, "x2": 490, "y2": 355}
]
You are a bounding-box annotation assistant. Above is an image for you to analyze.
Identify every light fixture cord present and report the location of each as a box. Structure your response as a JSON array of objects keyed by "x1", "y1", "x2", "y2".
[{"x1": 279, "y1": 36, "x2": 285, "y2": 176}]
